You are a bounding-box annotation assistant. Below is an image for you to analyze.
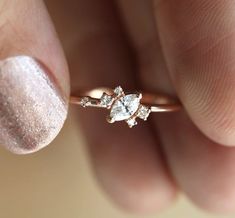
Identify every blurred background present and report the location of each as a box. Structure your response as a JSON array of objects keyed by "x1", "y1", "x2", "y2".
[{"x1": 0, "y1": 107, "x2": 233, "y2": 218}]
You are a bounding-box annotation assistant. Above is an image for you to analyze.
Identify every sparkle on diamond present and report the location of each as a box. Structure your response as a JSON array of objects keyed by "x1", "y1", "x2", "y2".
[
  {"x1": 138, "y1": 105, "x2": 151, "y2": 120},
  {"x1": 114, "y1": 86, "x2": 124, "y2": 96},
  {"x1": 110, "y1": 94, "x2": 140, "y2": 121},
  {"x1": 100, "y1": 93, "x2": 113, "y2": 107},
  {"x1": 126, "y1": 118, "x2": 138, "y2": 128},
  {"x1": 80, "y1": 97, "x2": 90, "y2": 107}
]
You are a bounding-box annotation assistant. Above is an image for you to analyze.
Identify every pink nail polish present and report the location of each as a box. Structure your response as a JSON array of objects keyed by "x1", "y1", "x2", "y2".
[{"x1": 0, "y1": 56, "x2": 68, "y2": 154}]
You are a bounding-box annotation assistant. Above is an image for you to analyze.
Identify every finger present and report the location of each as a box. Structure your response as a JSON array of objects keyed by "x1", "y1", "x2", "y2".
[
  {"x1": 118, "y1": 0, "x2": 235, "y2": 212},
  {"x1": 159, "y1": 111, "x2": 235, "y2": 213},
  {"x1": 0, "y1": 0, "x2": 69, "y2": 154},
  {"x1": 154, "y1": 0, "x2": 235, "y2": 146},
  {"x1": 47, "y1": 0, "x2": 177, "y2": 213},
  {"x1": 117, "y1": 0, "x2": 175, "y2": 95}
]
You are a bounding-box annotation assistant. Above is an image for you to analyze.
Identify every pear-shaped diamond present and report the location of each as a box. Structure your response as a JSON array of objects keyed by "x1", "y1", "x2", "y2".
[{"x1": 110, "y1": 94, "x2": 141, "y2": 121}]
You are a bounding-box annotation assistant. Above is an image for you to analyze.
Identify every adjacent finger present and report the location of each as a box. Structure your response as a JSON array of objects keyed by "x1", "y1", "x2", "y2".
[
  {"x1": 154, "y1": 0, "x2": 235, "y2": 146},
  {"x1": 159, "y1": 112, "x2": 235, "y2": 213},
  {"x1": 117, "y1": 0, "x2": 235, "y2": 213},
  {"x1": 0, "y1": 0, "x2": 69, "y2": 154},
  {"x1": 48, "y1": 0, "x2": 177, "y2": 213}
]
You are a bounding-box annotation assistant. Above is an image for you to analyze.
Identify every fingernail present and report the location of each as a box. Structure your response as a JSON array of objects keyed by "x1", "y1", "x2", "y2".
[{"x1": 0, "y1": 56, "x2": 68, "y2": 154}]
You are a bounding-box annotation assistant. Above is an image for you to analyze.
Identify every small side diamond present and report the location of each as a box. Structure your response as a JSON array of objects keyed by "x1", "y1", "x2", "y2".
[
  {"x1": 100, "y1": 93, "x2": 113, "y2": 108},
  {"x1": 114, "y1": 86, "x2": 124, "y2": 96},
  {"x1": 126, "y1": 118, "x2": 137, "y2": 128},
  {"x1": 138, "y1": 105, "x2": 151, "y2": 121},
  {"x1": 80, "y1": 97, "x2": 90, "y2": 107}
]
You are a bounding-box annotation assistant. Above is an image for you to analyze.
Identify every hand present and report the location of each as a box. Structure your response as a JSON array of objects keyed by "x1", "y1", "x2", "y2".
[{"x1": 1, "y1": 0, "x2": 235, "y2": 214}]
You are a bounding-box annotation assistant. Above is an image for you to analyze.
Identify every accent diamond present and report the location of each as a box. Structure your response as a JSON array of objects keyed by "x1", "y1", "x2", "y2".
[
  {"x1": 100, "y1": 93, "x2": 113, "y2": 108},
  {"x1": 80, "y1": 97, "x2": 90, "y2": 107},
  {"x1": 138, "y1": 105, "x2": 151, "y2": 120},
  {"x1": 126, "y1": 118, "x2": 137, "y2": 128},
  {"x1": 114, "y1": 86, "x2": 124, "y2": 96},
  {"x1": 110, "y1": 94, "x2": 141, "y2": 121}
]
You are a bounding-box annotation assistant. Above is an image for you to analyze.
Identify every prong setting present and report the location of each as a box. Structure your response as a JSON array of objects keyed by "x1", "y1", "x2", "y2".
[
  {"x1": 126, "y1": 118, "x2": 138, "y2": 128},
  {"x1": 80, "y1": 97, "x2": 90, "y2": 107},
  {"x1": 136, "y1": 93, "x2": 142, "y2": 100},
  {"x1": 106, "y1": 115, "x2": 115, "y2": 123}
]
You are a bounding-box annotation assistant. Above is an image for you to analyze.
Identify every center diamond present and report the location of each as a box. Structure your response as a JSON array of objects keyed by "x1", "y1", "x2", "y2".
[{"x1": 110, "y1": 94, "x2": 141, "y2": 121}]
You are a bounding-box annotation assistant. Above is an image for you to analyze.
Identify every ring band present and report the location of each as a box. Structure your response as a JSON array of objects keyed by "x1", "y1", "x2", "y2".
[{"x1": 70, "y1": 86, "x2": 181, "y2": 128}]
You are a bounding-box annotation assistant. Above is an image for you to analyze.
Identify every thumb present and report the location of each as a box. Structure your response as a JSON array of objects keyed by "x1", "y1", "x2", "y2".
[
  {"x1": 0, "y1": 0, "x2": 70, "y2": 154},
  {"x1": 154, "y1": 0, "x2": 235, "y2": 146}
]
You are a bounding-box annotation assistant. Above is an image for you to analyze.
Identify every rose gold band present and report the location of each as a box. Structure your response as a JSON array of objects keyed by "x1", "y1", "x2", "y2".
[
  {"x1": 70, "y1": 86, "x2": 181, "y2": 128},
  {"x1": 70, "y1": 87, "x2": 181, "y2": 112}
]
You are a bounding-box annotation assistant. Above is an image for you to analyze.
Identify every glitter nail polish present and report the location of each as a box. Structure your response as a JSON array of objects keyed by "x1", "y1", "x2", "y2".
[{"x1": 0, "y1": 56, "x2": 68, "y2": 154}]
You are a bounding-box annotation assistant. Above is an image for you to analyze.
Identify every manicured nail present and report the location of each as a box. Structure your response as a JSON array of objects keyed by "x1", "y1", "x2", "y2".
[{"x1": 0, "y1": 56, "x2": 68, "y2": 154}]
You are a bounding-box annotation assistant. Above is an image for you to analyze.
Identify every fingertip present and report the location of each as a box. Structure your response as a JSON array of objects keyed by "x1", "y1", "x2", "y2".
[
  {"x1": 98, "y1": 170, "x2": 178, "y2": 214},
  {"x1": 0, "y1": 0, "x2": 70, "y2": 154},
  {"x1": 154, "y1": 0, "x2": 235, "y2": 146},
  {"x1": 0, "y1": 55, "x2": 68, "y2": 154},
  {"x1": 185, "y1": 178, "x2": 235, "y2": 214},
  {"x1": 182, "y1": 82, "x2": 235, "y2": 147}
]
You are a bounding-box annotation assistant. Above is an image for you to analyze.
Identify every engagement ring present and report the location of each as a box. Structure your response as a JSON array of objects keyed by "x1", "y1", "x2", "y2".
[{"x1": 70, "y1": 86, "x2": 181, "y2": 128}]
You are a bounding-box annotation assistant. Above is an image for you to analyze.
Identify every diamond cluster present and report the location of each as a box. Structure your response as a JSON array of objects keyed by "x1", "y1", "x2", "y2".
[
  {"x1": 79, "y1": 86, "x2": 151, "y2": 128},
  {"x1": 106, "y1": 86, "x2": 151, "y2": 127}
]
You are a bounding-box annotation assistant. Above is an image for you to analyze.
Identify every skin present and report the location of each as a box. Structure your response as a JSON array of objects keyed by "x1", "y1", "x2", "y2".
[{"x1": 2, "y1": 0, "x2": 235, "y2": 214}]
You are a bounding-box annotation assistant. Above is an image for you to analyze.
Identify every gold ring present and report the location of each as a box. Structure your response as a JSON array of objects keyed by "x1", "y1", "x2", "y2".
[{"x1": 70, "y1": 86, "x2": 181, "y2": 128}]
